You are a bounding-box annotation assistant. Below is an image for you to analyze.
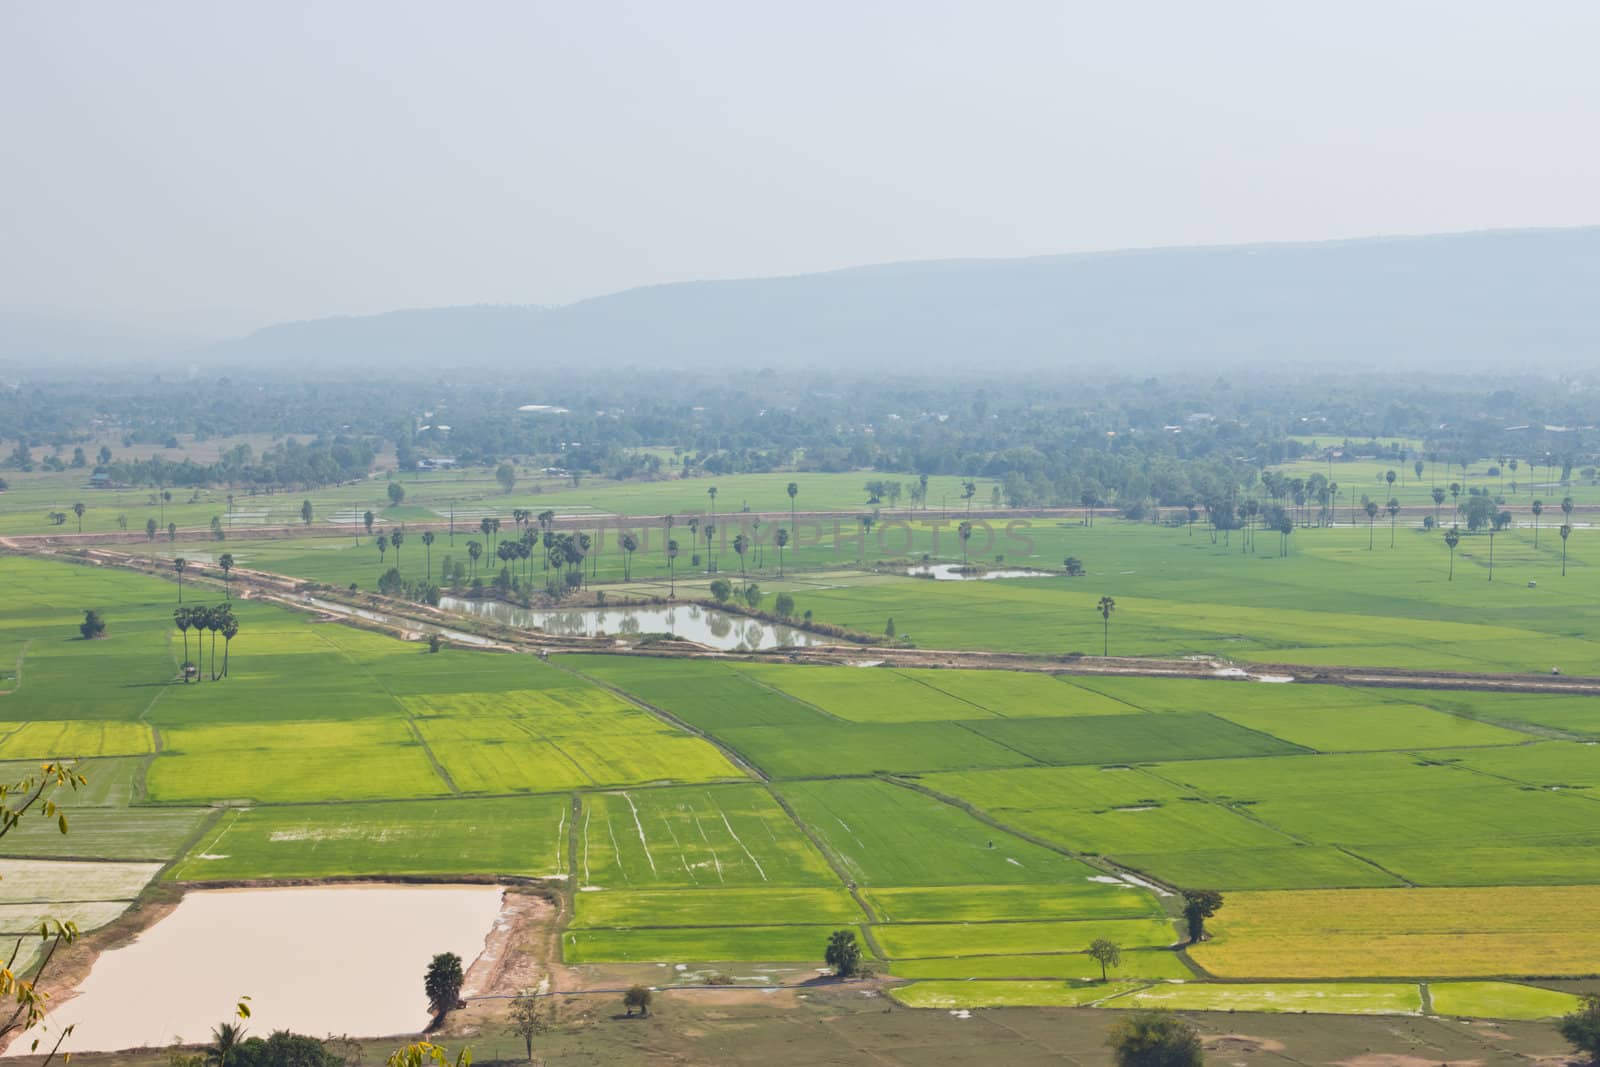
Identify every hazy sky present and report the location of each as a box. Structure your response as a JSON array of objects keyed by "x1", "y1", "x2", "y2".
[{"x1": 4, "y1": 1, "x2": 1598, "y2": 336}]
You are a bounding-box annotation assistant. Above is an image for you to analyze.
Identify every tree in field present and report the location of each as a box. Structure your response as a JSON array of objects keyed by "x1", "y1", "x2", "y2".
[
  {"x1": 884, "y1": 616, "x2": 895, "y2": 638},
  {"x1": 376, "y1": 534, "x2": 389, "y2": 563},
  {"x1": 745, "y1": 583, "x2": 762, "y2": 610},
  {"x1": 775, "y1": 526, "x2": 790, "y2": 576},
  {"x1": 709, "y1": 577, "x2": 732, "y2": 603},
  {"x1": 1488, "y1": 510, "x2": 1512, "y2": 581},
  {"x1": 168, "y1": 521, "x2": 177, "y2": 542},
  {"x1": 1087, "y1": 938, "x2": 1121, "y2": 981},
  {"x1": 622, "y1": 985, "x2": 653, "y2": 1017},
  {"x1": 219, "y1": 552, "x2": 234, "y2": 598},
  {"x1": 506, "y1": 988, "x2": 548, "y2": 1061},
  {"x1": 220, "y1": 612, "x2": 239, "y2": 677},
  {"x1": 1064, "y1": 556, "x2": 1084, "y2": 576},
  {"x1": 1414, "y1": 459, "x2": 1424, "y2": 484},
  {"x1": 1444, "y1": 524, "x2": 1460, "y2": 580},
  {"x1": 1532, "y1": 499, "x2": 1544, "y2": 546},
  {"x1": 620, "y1": 532, "x2": 639, "y2": 581},
  {"x1": 962, "y1": 480, "x2": 977, "y2": 512},
  {"x1": 301, "y1": 499, "x2": 313, "y2": 526},
  {"x1": 390, "y1": 528, "x2": 405, "y2": 572},
  {"x1": 79, "y1": 609, "x2": 106, "y2": 640},
  {"x1": 146, "y1": 517, "x2": 159, "y2": 541},
  {"x1": 1387, "y1": 497, "x2": 1400, "y2": 547},
  {"x1": 703, "y1": 522, "x2": 716, "y2": 572},
  {"x1": 1385, "y1": 469, "x2": 1396, "y2": 498},
  {"x1": 466, "y1": 539, "x2": 482, "y2": 577},
  {"x1": 208, "y1": 1020, "x2": 247, "y2": 1067},
  {"x1": 1106, "y1": 1012, "x2": 1203, "y2": 1067},
  {"x1": 1449, "y1": 482, "x2": 1461, "y2": 508},
  {"x1": 424, "y1": 952, "x2": 464, "y2": 1019},
  {"x1": 421, "y1": 531, "x2": 435, "y2": 580},
  {"x1": 174, "y1": 557, "x2": 188, "y2": 602},
  {"x1": 958, "y1": 520, "x2": 973, "y2": 564},
  {"x1": 787, "y1": 481, "x2": 798, "y2": 533},
  {"x1": 732, "y1": 533, "x2": 748, "y2": 583},
  {"x1": 825, "y1": 929, "x2": 862, "y2": 977},
  {"x1": 1364, "y1": 498, "x2": 1379, "y2": 549},
  {"x1": 1561, "y1": 523, "x2": 1573, "y2": 576},
  {"x1": 1431, "y1": 486, "x2": 1445, "y2": 526},
  {"x1": 387, "y1": 482, "x2": 406, "y2": 507},
  {"x1": 1563, "y1": 495, "x2": 1575, "y2": 529},
  {"x1": 774, "y1": 592, "x2": 795, "y2": 617},
  {"x1": 1559, "y1": 992, "x2": 1600, "y2": 1065},
  {"x1": 1098, "y1": 595, "x2": 1115, "y2": 656},
  {"x1": 364, "y1": 511, "x2": 376, "y2": 539},
  {"x1": 496, "y1": 462, "x2": 516, "y2": 494},
  {"x1": 666, "y1": 539, "x2": 680, "y2": 598},
  {"x1": 661, "y1": 514, "x2": 674, "y2": 561},
  {"x1": 1182, "y1": 888, "x2": 1223, "y2": 943},
  {"x1": 707, "y1": 484, "x2": 718, "y2": 523},
  {"x1": 72, "y1": 501, "x2": 85, "y2": 533},
  {"x1": 175, "y1": 607, "x2": 194, "y2": 680}
]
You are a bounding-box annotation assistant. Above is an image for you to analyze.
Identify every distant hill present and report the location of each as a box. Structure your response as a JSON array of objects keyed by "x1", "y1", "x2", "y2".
[{"x1": 45, "y1": 227, "x2": 1600, "y2": 375}]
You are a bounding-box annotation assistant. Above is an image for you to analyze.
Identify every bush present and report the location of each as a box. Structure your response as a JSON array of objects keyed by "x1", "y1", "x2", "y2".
[
  {"x1": 1106, "y1": 1011, "x2": 1202, "y2": 1067},
  {"x1": 622, "y1": 984, "x2": 653, "y2": 1017},
  {"x1": 1560, "y1": 993, "x2": 1600, "y2": 1065},
  {"x1": 825, "y1": 929, "x2": 861, "y2": 977},
  {"x1": 709, "y1": 578, "x2": 732, "y2": 602},
  {"x1": 78, "y1": 609, "x2": 106, "y2": 640},
  {"x1": 773, "y1": 593, "x2": 795, "y2": 618}
]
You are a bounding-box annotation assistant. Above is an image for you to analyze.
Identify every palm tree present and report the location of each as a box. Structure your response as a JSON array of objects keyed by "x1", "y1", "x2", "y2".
[
  {"x1": 1562, "y1": 495, "x2": 1574, "y2": 526},
  {"x1": 422, "y1": 530, "x2": 435, "y2": 580},
  {"x1": 1363, "y1": 499, "x2": 1378, "y2": 549},
  {"x1": 1444, "y1": 525, "x2": 1460, "y2": 580},
  {"x1": 207, "y1": 1020, "x2": 246, "y2": 1067},
  {"x1": 376, "y1": 533, "x2": 388, "y2": 562},
  {"x1": 787, "y1": 481, "x2": 799, "y2": 534},
  {"x1": 174, "y1": 607, "x2": 193, "y2": 681},
  {"x1": 208, "y1": 606, "x2": 231, "y2": 680},
  {"x1": 1431, "y1": 487, "x2": 1445, "y2": 526},
  {"x1": 72, "y1": 501, "x2": 85, "y2": 533},
  {"x1": 220, "y1": 613, "x2": 239, "y2": 677},
  {"x1": 751, "y1": 518, "x2": 763, "y2": 568},
  {"x1": 364, "y1": 511, "x2": 376, "y2": 541},
  {"x1": 146, "y1": 517, "x2": 159, "y2": 541},
  {"x1": 160, "y1": 489, "x2": 171, "y2": 527},
  {"x1": 1385, "y1": 469, "x2": 1396, "y2": 499},
  {"x1": 1387, "y1": 498, "x2": 1400, "y2": 547},
  {"x1": 466, "y1": 539, "x2": 482, "y2": 577},
  {"x1": 775, "y1": 526, "x2": 790, "y2": 576},
  {"x1": 703, "y1": 522, "x2": 716, "y2": 572},
  {"x1": 174, "y1": 557, "x2": 188, "y2": 602},
  {"x1": 1560, "y1": 523, "x2": 1572, "y2": 576},
  {"x1": 666, "y1": 539, "x2": 680, "y2": 598},
  {"x1": 663, "y1": 515, "x2": 675, "y2": 561},
  {"x1": 963, "y1": 481, "x2": 977, "y2": 512},
  {"x1": 958, "y1": 520, "x2": 973, "y2": 564},
  {"x1": 218, "y1": 552, "x2": 234, "y2": 598},
  {"x1": 1532, "y1": 499, "x2": 1544, "y2": 547},
  {"x1": 733, "y1": 533, "x2": 748, "y2": 584},
  {"x1": 1098, "y1": 595, "x2": 1115, "y2": 656},
  {"x1": 1414, "y1": 459, "x2": 1424, "y2": 484},
  {"x1": 390, "y1": 528, "x2": 405, "y2": 572},
  {"x1": 577, "y1": 532, "x2": 593, "y2": 586},
  {"x1": 620, "y1": 532, "x2": 638, "y2": 581},
  {"x1": 707, "y1": 485, "x2": 718, "y2": 524}
]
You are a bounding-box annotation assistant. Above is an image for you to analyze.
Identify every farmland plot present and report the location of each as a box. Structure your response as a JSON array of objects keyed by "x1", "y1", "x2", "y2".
[
  {"x1": 962, "y1": 713, "x2": 1305, "y2": 765},
  {"x1": 735, "y1": 663, "x2": 999, "y2": 722}
]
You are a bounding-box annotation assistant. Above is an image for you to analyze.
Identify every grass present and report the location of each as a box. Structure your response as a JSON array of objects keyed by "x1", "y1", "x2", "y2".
[
  {"x1": 889, "y1": 980, "x2": 1142, "y2": 1009},
  {"x1": 571, "y1": 887, "x2": 864, "y2": 928},
  {"x1": 1427, "y1": 981, "x2": 1584, "y2": 1021},
  {"x1": 888, "y1": 951, "x2": 1193, "y2": 980},
  {"x1": 1207, "y1": 702, "x2": 1531, "y2": 752},
  {"x1": 735, "y1": 664, "x2": 999, "y2": 723},
  {"x1": 716, "y1": 720, "x2": 1035, "y2": 778},
  {"x1": 1191, "y1": 886, "x2": 1600, "y2": 978},
  {"x1": 577, "y1": 785, "x2": 839, "y2": 889},
  {"x1": 960, "y1": 712, "x2": 1306, "y2": 765},
  {"x1": 1115, "y1": 981, "x2": 1424, "y2": 1015},
  {"x1": 861, "y1": 883, "x2": 1162, "y2": 924},
  {"x1": 167, "y1": 796, "x2": 570, "y2": 880},
  {"x1": 776, "y1": 779, "x2": 1096, "y2": 886},
  {"x1": 872, "y1": 918, "x2": 1177, "y2": 959},
  {"x1": 562, "y1": 923, "x2": 856, "y2": 964}
]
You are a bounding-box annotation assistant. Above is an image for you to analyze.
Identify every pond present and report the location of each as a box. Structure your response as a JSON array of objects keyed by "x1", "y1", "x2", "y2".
[
  {"x1": 30, "y1": 885, "x2": 504, "y2": 1054},
  {"x1": 908, "y1": 564, "x2": 1055, "y2": 581},
  {"x1": 439, "y1": 597, "x2": 822, "y2": 651}
]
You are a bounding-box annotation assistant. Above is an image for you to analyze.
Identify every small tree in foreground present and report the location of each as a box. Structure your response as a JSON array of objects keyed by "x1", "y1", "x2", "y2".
[
  {"x1": 1107, "y1": 1011, "x2": 1203, "y2": 1067},
  {"x1": 825, "y1": 928, "x2": 861, "y2": 977},
  {"x1": 1182, "y1": 889, "x2": 1223, "y2": 944},
  {"x1": 505, "y1": 989, "x2": 548, "y2": 1061},
  {"x1": 622, "y1": 985, "x2": 652, "y2": 1017},
  {"x1": 78, "y1": 610, "x2": 106, "y2": 640},
  {"x1": 424, "y1": 953, "x2": 464, "y2": 1019},
  {"x1": 1560, "y1": 993, "x2": 1600, "y2": 1066},
  {"x1": 1087, "y1": 937, "x2": 1122, "y2": 981}
]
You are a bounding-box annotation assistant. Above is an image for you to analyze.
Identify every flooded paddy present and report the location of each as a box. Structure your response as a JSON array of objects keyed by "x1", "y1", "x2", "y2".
[
  {"x1": 30, "y1": 884, "x2": 504, "y2": 1054},
  {"x1": 439, "y1": 597, "x2": 821, "y2": 650},
  {"x1": 907, "y1": 564, "x2": 1054, "y2": 580}
]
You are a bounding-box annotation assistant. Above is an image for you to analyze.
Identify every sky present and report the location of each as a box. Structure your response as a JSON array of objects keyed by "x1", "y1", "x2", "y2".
[{"x1": 3, "y1": 1, "x2": 1598, "y2": 338}]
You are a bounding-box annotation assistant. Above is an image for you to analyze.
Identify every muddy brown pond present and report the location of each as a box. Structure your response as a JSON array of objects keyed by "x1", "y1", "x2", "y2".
[{"x1": 23, "y1": 885, "x2": 504, "y2": 1055}]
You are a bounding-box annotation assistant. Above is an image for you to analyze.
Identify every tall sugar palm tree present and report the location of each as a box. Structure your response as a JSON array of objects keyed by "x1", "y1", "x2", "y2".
[
  {"x1": 218, "y1": 552, "x2": 234, "y2": 598},
  {"x1": 174, "y1": 606, "x2": 193, "y2": 681},
  {"x1": 620, "y1": 532, "x2": 639, "y2": 581},
  {"x1": 703, "y1": 522, "x2": 716, "y2": 572},
  {"x1": 775, "y1": 526, "x2": 790, "y2": 576},
  {"x1": 958, "y1": 520, "x2": 972, "y2": 564},
  {"x1": 466, "y1": 539, "x2": 482, "y2": 577},
  {"x1": 1431, "y1": 487, "x2": 1445, "y2": 526},
  {"x1": 733, "y1": 533, "x2": 748, "y2": 584},
  {"x1": 1532, "y1": 500, "x2": 1544, "y2": 546},
  {"x1": 1364, "y1": 499, "x2": 1378, "y2": 550},
  {"x1": 72, "y1": 501, "x2": 85, "y2": 533},
  {"x1": 174, "y1": 557, "x2": 188, "y2": 602},
  {"x1": 1098, "y1": 595, "x2": 1115, "y2": 656},
  {"x1": 1560, "y1": 523, "x2": 1572, "y2": 576},
  {"x1": 666, "y1": 538, "x2": 680, "y2": 598},
  {"x1": 1387, "y1": 498, "x2": 1400, "y2": 547},
  {"x1": 220, "y1": 613, "x2": 239, "y2": 677},
  {"x1": 390, "y1": 528, "x2": 405, "y2": 572},
  {"x1": 787, "y1": 481, "x2": 798, "y2": 534},
  {"x1": 421, "y1": 530, "x2": 435, "y2": 580},
  {"x1": 1444, "y1": 524, "x2": 1460, "y2": 580}
]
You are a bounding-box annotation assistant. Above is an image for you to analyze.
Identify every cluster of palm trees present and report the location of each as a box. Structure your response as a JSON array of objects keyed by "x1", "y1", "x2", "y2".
[
  {"x1": 173, "y1": 604, "x2": 239, "y2": 682},
  {"x1": 1439, "y1": 494, "x2": 1575, "y2": 581}
]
